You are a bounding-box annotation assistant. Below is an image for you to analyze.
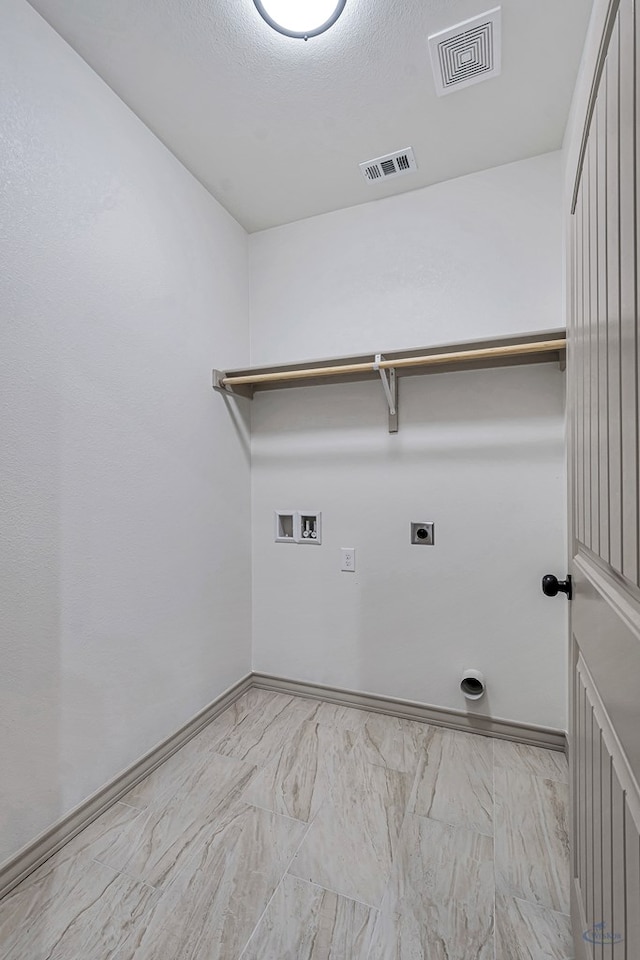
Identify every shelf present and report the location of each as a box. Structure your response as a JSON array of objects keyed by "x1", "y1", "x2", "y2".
[{"x1": 212, "y1": 328, "x2": 566, "y2": 432}]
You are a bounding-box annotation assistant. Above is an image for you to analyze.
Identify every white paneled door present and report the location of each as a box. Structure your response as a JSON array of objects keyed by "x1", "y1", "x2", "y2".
[{"x1": 567, "y1": 0, "x2": 640, "y2": 956}]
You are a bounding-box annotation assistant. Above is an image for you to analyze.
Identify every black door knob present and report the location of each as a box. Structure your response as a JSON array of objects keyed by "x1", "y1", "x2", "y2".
[{"x1": 542, "y1": 574, "x2": 572, "y2": 599}]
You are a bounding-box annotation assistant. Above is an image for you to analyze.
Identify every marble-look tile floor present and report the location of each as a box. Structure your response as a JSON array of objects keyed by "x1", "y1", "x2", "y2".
[{"x1": 0, "y1": 689, "x2": 573, "y2": 959}]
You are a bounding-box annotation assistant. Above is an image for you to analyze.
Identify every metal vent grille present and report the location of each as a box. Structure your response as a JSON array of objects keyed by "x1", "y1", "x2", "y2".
[
  {"x1": 429, "y1": 7, "x2": 501, "y2": 96},
  {"x1": 359, "y1": 148, "x2": 417, "y2": 183}
]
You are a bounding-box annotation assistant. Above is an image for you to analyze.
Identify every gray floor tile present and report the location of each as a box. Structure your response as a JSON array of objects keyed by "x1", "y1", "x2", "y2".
[
  {"x1": 123, "y1": 689, "x2": 292, "y2": 811},
  {"x1": 410, "y1": 727, "x2": 494, "y2": 836},
  {"x1": 115, "y1": 804, "x2": 306, "y2": 960},
  {"x1": 213, "y1": 691, "x2": 319, "y2": 765},
  {"x1": 494, "y1": 739, "x2": 569, "y2": 783},
  {"x1": 240, "y1": 874, "x2": 377, "y2": 960},
  {"x1": 495, "y1": 766, "x2": 570, "y2": 913},
  {"x1": 360, "y1": 712, "x2": 433, "y2": 774},
  {"x1": 303, "y1": 699, "x2": 371, "y2": 733},
  {"x1": 97, "y1": 752, "x2": 256, "y2": 887},
  {"x1": 495, "y1": 894, "x2": 574, "y2": 959},
  {"x1": 368, "y1": 814, "x2": 494, "y2": 960},
  {"x1": 0, "y1": 852, "x2": 157, "y2": 960},
  {"x1": 5, "y1": 692, "x2": 573, "y2": 960},
  {"x1": 289, "y1": 746, "x2": 412, "y2": 907},
  {"x1": 243, "y1": 719, "x2": 357, "y2": 821}
]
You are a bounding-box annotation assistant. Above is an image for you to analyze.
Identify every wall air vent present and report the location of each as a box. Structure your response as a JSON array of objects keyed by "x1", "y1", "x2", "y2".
[
  {"x1": 428, "y1": 7, "x2": 501, "y2": 96},
  {"x1": 359, "y1": 147, "x2": 417, "y2": 183}
]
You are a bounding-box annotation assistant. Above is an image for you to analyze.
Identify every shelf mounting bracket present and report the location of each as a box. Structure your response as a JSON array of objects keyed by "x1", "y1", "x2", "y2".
[
  {"x1": 212, "y1": 369, "x2": 231, "y2": 394},
  {"x1": 212, "y1": 369, "x2": 254, "y2": 400},
  {"x1": 374, "y1": 354, "x2": 398, "y2": 433}
]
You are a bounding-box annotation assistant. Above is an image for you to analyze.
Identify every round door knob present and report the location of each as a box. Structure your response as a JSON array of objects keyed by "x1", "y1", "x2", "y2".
[{"x1": 542, "y1": 574, "x2": 572, "y2": 599}]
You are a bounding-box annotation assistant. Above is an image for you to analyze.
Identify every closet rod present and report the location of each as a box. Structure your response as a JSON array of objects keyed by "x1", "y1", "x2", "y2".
[{"x1": 220, "y1": 338, "x2": 567, "y2": 387}]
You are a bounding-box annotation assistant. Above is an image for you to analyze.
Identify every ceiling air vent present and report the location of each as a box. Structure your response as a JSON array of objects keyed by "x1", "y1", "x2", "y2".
[
  {"x1": 359, "y1": 148, "x2": 418, "y2": 183},
  {"x1": 428, "y1": 7, "x2": 501, "y2": 97}
]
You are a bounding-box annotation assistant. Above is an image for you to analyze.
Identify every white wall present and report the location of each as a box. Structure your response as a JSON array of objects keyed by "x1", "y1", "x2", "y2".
[
  {"x1": 0, "y1": 0, "x2": 251, "y2": 864},
  {"x1": 250, "y1": 152, "x2": 563, "y2": 363},
  {"x1": 250, "y1": 153, "x2": 568, "y2": 730}
]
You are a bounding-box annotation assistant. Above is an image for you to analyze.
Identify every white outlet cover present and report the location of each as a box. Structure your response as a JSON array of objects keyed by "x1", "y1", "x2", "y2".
[{"x1": 341, "y1": 547, "x2": 356, "y2": 572}]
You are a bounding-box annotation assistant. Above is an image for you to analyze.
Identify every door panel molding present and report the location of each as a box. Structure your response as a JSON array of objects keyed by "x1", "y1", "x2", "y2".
[
  {"x1": 577, "y1": 651, "x2": 640, "y2": 829},
  {"x1": 572, "y1": 556, "x2": 640, "y2": 791},
  {"x1": 572, "y1": 650, "x2": 640, "y2": 954},
  {"x1": 575, "y1": 548, "x2": 640, "y2": 636},
  {"x1": 569, "y1": 0, "x2": 621, "y2": 213}
]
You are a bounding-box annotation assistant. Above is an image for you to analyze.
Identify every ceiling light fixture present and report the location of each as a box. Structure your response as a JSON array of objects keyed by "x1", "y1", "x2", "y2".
[{"x1": 253, "y1": 0, "x2": 346, "y2": 39}]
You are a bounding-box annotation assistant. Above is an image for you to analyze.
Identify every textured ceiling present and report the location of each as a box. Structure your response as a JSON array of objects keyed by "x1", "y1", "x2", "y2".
[{"x1": 28, "y1": 0, "x2": 592, "y2": 232}]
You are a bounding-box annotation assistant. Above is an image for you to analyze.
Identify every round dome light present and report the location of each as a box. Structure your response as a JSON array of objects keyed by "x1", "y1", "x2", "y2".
[{"x1": 253, "y1": 0, "x2": 346, "y2": 39}]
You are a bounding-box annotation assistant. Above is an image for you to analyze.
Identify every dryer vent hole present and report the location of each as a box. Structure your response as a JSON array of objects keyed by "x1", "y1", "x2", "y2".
[{"x1": 461, "y1": 677, "x2": 484, "y2": 696}]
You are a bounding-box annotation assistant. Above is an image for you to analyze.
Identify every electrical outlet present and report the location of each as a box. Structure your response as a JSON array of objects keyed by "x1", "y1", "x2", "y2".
[{"x1": 341, "y1": 548, "x2": 356, "y2": 572}]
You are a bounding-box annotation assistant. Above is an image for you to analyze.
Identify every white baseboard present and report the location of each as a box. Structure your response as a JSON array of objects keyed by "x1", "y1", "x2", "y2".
[
  {"x1": 252, "y1": 672, "x2": 568, "y2": 752},
  {"x1": 0, "y1": 669, "x2": 566, "y2": 902},
  {"x1": 0, "y1": 672, "x2": 253, "y2": 902}
]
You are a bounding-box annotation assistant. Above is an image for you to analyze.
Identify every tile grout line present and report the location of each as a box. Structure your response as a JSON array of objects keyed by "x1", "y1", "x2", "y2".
[
  {"x1": 90, "y1": 852, "x2": 163, "y2": 891},
  {"x1": 237, "y1": 814, "x2": 316, "y2": 959},
  {"x1": 89, "y1": 858, "x2": 158, "y2": 893},
  {"x1": 510, "y1": 894, "x2": 572, "y2": 918},
  {"x1": 286, "y1": 873, "x2": 383, "y2": 912},
  {"x1": 409, "y1": 809, "x2": 494, "y2": 838},
  {"x1": 238, "y1": 798, "x2": 307, "y2": 825}
]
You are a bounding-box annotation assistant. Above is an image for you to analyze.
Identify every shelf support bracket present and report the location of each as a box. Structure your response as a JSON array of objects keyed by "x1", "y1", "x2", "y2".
[
  {"x1": 212, "y1": 369, "x2": 254, "y2": 400},
  {"x1": 212, "y1": 369, "x2": 230, "y2": 394},
  {"x1": 374, "y1": 354, "x2": 398, "y2": 433}
]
